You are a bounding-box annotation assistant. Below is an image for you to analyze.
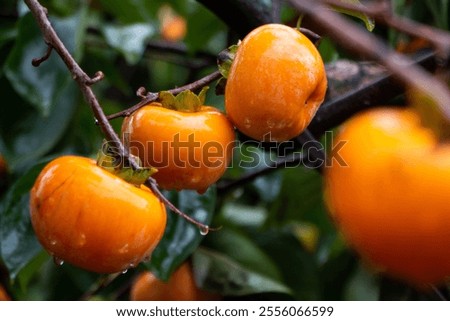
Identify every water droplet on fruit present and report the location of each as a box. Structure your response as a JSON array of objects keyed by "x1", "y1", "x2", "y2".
[
  {"x1": 267, "y1": 119, "x2": 275, "y2": 129},
  {"x1": 199, "y1": 225, "x2": 209, "y2": 236},
  {"x1": 53, "y1": 256, "x2": 64, "y2": 266},
  {"x1": 50, "y1": 239, "x2": 57, "y2": 246},
  {"x1": 94, "y1": 118, "x2": 99, "y2": 125},
  {"x1": 244, "y1": 118, "x2": 251, "y2": 129},
  {"x1": 75, "y1": 233, "x2": 86, "y2": 248},
  {"x1": 121, "y1": 269, "x2": 128, "y2": 274}
]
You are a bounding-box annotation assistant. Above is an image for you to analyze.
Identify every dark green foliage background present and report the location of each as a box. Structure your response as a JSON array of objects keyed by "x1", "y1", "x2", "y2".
[{"x1": 0, "y1": 0, "x2": 448, "y2": 300}]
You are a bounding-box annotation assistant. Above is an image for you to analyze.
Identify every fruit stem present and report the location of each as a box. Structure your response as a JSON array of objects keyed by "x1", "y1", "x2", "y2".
[
  {"x1": 107, "y1": 71, "x2": 222, "y2": 120},
  {"x1": 145, "y1": 177, "x2": 220, "y2": 232}
]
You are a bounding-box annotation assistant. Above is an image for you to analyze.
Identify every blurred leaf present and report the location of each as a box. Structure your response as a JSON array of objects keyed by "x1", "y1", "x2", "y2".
[
  {"x1": 205, "y1": 228, "x2": 282, "y2": 281},
  {"x1": 0, "y1": 79, "x2": 78, "y2": 172},
  {"x1": 102, "y1": 23, "x2": 155, "y2": 65},
  {"x1": 193, "y1": 247, "x2": 292, "y2": 296},
  {"x1": 145, "y1": 186, "x2": 216, "y2": 281},
  {"x1": 344, "y1": 263, "x2": 379, "y2": 300},
  {"x1": 97, "y1": 0, "x2": 154, "y2": 23},
  {"x1": 0, "y1": 161, "x2": 48, "y2": 280},
  {"x1": 332, "y1": 0, "x2": 375, "y2": 31},
  {"x1": 185, "y1": 4, "x2": 227, "y2": 53},
  {"x1": 220, "y1": 202, "x2": 267, "y2": 228},
  {"x1": 4, "y1": 9, "x2": 86, "y2": 116},
  {"x1": 269, "y1": 167, "x2": 334, "y2": 233},
  {"x1": 252, "y1": 228, "x2": 321, "y2": 300},
  {"x1": 319, "y1": 246, "x2": 357, "y2": 300},
  {"x1": 15, "y1": 251, "x2": 47, "y2": 292}
]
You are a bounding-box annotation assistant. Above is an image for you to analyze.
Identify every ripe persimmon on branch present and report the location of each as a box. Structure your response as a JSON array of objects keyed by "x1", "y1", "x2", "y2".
[{"x1": 23, "y1": 0, "x2": 214, "y2": 233}]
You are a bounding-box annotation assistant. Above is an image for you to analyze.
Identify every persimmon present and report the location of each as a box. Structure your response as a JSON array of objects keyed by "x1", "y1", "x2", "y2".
[
  {"x1": 121, "y1": 100, "x2": 235, "y2": 194},
  {"x1": 158, "y1": 4, "x2": 187, "y2": 43},
  {"x1": 0, "y1": 285, "x2": 10, "y2": 301},
  {"x1": 225, "y1": 24, "x2": 327, "y2": 142},
  {"x1": 30, "y1": 156, "x2": 167, "y2": 274},
  {"x1": 161, "y1": 16, "x2": 187, "y2": 42},
  {"x1": 324, "y1": 107, "x2": 450, "y2": 286},
  {"x1": 130, "y1": 262, "x2": 218, "y2": 301}
]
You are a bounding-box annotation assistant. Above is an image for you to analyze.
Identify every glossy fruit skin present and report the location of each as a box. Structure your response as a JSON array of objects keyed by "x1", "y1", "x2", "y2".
[
  {"x1": 130, "y1": 262, "x2": 218, "y2": 301},
  {"x1": 225, "y1": 24, "x2": 327, "y2": 142},
  {"x1": 30, "y1": 156, "x2": 167, "y2": 274},
  {"x1": 121, "y1": 104, "x2": 235, "y2": 194},
  {"x1": 324, "y1": 108, "x2": 450, "y2": 286}
]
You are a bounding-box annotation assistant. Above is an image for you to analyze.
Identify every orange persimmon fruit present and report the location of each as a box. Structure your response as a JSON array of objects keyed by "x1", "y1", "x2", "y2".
[{"x1": 30, "y1": 155, "x2": 167, "y2": 274}]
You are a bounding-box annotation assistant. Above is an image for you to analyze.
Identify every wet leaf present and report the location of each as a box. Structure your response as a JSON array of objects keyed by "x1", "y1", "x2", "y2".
[
  {"x1": 0, "y1": 161, "x2": 48, "y2": 279},
  {"x1": 4, "y1": 10, "x2": 87, "y2": 116},
  {"x1": 101, "y1": 23, "x2": 155, "y2": 65},
  {"x1": 144, "y1": 187, "x2": 216, "y2": 281},
  {"x1": 193, "y1": 247, "x2": 292, "y2": 296}
]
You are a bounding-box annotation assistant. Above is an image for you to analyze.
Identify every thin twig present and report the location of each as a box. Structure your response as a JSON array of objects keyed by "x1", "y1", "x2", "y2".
[
  {"x1": 145, "y1": 178, "x2": 217, "y2": 233},
  {"x1": 107, "y1": 70, "x2": 222, "y2": 120},
  {"x1": 25, "y1": 0, "x2": 124, "y2": 155},
  {"x1": 289, "y1": 0, "x2": 450, "y2": 123},
  {"x1": 31, "y1": 43, "x2": 53, "y2": 66},
  {"x1": 322, "y1": 0, "x2": 450, "y2": 58}
]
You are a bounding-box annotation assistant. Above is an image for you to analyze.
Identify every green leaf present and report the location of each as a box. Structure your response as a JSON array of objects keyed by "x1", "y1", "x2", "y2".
[
  {"x1": 144, "y1": 187, "x2": 216, "y2": 281},
  {"x1": 332, "y1": 0, "x2": 375, "y2": 32},
  {"x1": 4, "y1": 10, "x2": 86, "y2": 116},
  {"x1": 0, "y1": 79, "x2": 78, "y2": 172},
  {"x1": 344, "y1": 263, "x2": 380, "y2": 300},
  {"x1": 101, "y1": 23, "x2": 155, "y2": 65},
  {"x1": 251, "y1": 228, "x2": 321, "y2": 300},
  {"x1": 0, "y1": 161, "x2": 48, "y2": 279},
  {"x1": 205, "y1": 228, "x2": 282, "y2": 281},
  {"x1": 97, "y1": 0, "x2": 154, "y2": 23},
  {"x1": 192, "y1": 247, "x2": 292, "y2": 297},
  {"x1": 269, "y1": 167, "x2": 334, "y2": 233},
  {"x1": 184, "y1": 3, "x2": 228, "y2": 53}
]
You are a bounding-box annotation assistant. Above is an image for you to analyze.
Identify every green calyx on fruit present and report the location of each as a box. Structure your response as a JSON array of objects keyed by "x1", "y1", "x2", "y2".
[
  {"x1": 159, "y1": 87, "x2": 209, "y2": 112},
  {"x1": 217, "y1": 44, "x2": 239, "y2": 79},
  {"x1": 96, "y1": 141, "x2": 157, "y2": 186}
]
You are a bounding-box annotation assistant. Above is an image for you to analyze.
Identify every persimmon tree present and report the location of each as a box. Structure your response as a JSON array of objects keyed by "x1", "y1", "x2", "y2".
[{"x1": 0, "y1": 0, "x2": 449, "y2": 300}]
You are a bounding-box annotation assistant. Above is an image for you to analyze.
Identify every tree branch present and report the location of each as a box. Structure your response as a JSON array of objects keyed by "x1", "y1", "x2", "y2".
[
  {"x1": 310, "y1": 49, "x2": 437, "y2": 136},
  {"x1": 25, "y1": 0, "x2": 212, "y2": 234},
  {"x1": 25, "y1": 0, "x2": 124, "y2": 156},
  {"x1": 107, "y1": 70, "x2": 222, "y2": 120},
  {"x1": 289, "y1": 0, "x2": 450, "y2": 124},
  {"x1": 323, "y1": 0, "x2": 450, "y2": 57},
  {"x1": 196, "y1": 0, "x2": 272, "y2": 37}
]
